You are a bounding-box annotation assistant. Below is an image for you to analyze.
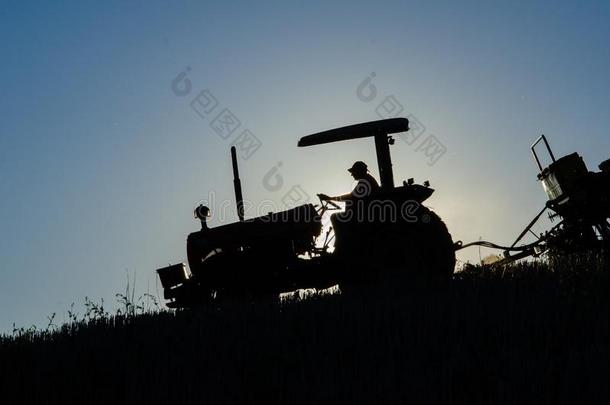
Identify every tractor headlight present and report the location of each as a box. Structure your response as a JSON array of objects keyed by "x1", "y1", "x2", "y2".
[{"x1": 194, "y1": 204, "x2": 211, "y2": 220}]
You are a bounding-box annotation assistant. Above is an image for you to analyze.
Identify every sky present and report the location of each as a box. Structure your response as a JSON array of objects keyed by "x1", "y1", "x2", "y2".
[{"x1": 1, "y1": 0, "x2": 610, "y2": 333}]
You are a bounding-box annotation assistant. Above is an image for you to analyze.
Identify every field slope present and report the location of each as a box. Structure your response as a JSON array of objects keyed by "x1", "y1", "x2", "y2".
[{"x1": 2, "y1": 259, "x2": 610, "y2": 404}]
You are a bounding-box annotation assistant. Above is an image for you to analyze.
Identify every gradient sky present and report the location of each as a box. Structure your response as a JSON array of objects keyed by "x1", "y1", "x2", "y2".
[{"x1": 1, "y1": 0, "x2": 609, "y2": 332}]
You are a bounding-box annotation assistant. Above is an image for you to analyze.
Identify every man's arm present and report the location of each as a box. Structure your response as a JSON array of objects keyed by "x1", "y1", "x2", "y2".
[{"x1": 318, "y1": 192, "x2": 352, "y2": 202}]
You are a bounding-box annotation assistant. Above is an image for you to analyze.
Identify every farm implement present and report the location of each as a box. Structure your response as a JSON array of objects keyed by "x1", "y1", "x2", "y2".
[{"x1": 456, "y1": 135, "x2": 610, "y2": 265}]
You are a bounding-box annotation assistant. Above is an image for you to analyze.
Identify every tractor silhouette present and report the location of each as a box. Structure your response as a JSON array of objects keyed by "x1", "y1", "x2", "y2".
[
  {"x1": 157, "y1": 119, "x2": 609, "y2": 307},
  {"x1": 157, "y1": 118, "x2": 455, "y2": 307}
]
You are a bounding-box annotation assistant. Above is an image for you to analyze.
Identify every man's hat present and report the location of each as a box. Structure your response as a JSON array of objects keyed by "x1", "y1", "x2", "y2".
[{"x1": 348, "y1": 161, "x2": 368, "y2": 174}]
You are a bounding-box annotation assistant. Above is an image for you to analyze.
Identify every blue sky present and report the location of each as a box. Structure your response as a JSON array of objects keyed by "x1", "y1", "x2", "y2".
[{"x1": 1, "y1": 0, "x2": 609, "y2": 332}]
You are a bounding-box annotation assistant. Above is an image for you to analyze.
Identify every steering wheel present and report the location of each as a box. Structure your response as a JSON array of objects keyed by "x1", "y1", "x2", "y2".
[{"x1": 316, "y1": 194, "x2": 341, "y2": 215}]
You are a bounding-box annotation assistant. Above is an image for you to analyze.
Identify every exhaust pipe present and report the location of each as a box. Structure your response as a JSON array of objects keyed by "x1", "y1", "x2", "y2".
[{"x1": 231, "y1": 146, "x2": 245, "y2": 222}]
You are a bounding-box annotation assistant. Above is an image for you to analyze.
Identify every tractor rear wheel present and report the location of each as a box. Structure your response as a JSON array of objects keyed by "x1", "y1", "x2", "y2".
[
  {"x1": 339, "y1": 206, "x2": 455, "y2": 289},
  {"x1": 373, "y1": 206, "x2": 455, "y2": 275}
]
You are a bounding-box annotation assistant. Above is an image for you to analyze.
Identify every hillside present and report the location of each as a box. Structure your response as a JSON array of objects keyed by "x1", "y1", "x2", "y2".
[{"x1": 2, "y1": 257, "x2": 610, "y2": 404}]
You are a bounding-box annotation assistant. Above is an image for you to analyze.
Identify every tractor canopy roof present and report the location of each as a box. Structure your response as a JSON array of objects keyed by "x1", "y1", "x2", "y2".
[{"x1": 297, "y1": 118, "x2": 409, "y2": 147}]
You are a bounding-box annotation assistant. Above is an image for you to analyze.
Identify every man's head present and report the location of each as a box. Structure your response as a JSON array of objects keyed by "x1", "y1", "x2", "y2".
[{"x1": 348, "y1": 161, "x2": 368, "y2": 179}]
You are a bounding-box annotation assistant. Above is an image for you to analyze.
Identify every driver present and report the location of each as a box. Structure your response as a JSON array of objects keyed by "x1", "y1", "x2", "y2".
[{"x1": 318, "y1": 161, "x2": 380, "y2": 252}]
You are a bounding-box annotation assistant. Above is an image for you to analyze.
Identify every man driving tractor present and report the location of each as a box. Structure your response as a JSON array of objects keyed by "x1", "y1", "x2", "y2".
[{"x1": 318, "y1": 161, "x2": 380, "y2": 252}]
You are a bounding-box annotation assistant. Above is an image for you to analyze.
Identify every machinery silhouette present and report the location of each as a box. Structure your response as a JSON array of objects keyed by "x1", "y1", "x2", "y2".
[
  {"x1": 457, "y1": 134, "x2": 610, "y2": 264},
  {"x1": 157, "y1": 120, "x2": 609, "y2": 307},
  {"x1": 157, "y1": 118, "x2": 455, "y2": 307}
]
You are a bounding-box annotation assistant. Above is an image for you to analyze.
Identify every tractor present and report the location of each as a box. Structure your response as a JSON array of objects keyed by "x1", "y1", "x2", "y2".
[{"x1": 157, "y1": 118, "x2": 456, "y2": 307}]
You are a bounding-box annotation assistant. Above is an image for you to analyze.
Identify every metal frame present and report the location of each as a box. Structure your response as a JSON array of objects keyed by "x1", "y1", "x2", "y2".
[{"x1": 531, "y1": 134, "x2": 556, "y2": 173}]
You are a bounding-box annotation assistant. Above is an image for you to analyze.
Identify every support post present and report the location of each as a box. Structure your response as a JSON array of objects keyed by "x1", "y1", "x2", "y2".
[{"x1": 374, "y1": 133, "x2": 394, "y2": 189}]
